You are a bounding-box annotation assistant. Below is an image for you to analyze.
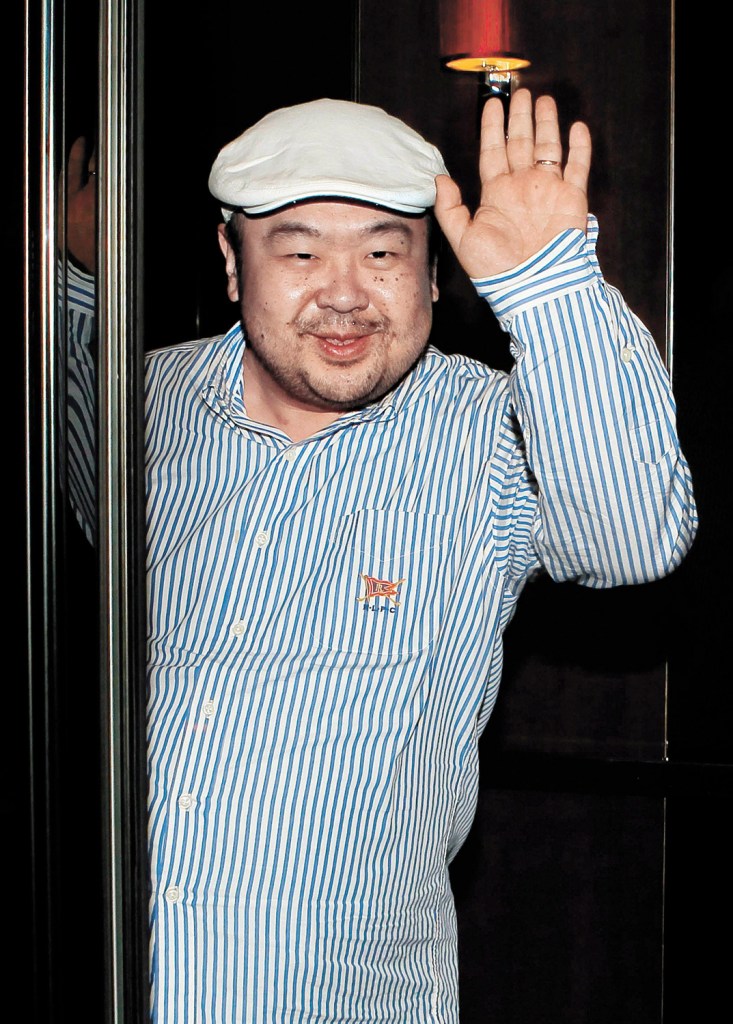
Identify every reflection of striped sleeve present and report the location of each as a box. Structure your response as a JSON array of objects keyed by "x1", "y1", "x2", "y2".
[
  {"x1": 472, "y1": 216, "x2": 697, "y2": 587},
  {"x1": 63, "y1": 260, "x2": 97, "y2": 545}
]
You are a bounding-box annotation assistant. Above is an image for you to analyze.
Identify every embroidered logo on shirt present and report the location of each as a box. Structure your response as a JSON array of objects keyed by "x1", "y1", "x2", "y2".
[{"x1": 357, "y1": 573, "x2": 406, "y2": 607}]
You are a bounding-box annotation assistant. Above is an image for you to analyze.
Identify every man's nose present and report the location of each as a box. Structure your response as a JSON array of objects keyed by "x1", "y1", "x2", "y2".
[{"x1": 315, "y1": 261, "x2": 370, "y2": 313}]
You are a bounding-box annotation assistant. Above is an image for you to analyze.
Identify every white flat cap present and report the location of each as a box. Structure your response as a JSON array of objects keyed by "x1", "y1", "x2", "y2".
[{"x1": 208, "y1": 98, "x2": 448, "y2": 218}]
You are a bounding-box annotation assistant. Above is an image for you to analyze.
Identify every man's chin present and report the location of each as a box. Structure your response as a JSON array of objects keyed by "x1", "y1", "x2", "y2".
[
  {"x1": 303, "y1": 352, "x2": 425, "y2": 412},
  {"x1": 304, "y1": 372, "x2": 404, "y2": 412},
  {"x1": 303, "y1": 388, "x2": 384, "y2": 414}
]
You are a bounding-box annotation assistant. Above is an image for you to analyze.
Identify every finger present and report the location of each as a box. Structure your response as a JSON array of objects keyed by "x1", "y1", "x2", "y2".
[
  {"x1": 433, "y1": 174, "x2": 471, "y2": 256},
  {"x1": 505, "y1": 87, "x2": 535, "y2": 171},
  {"x1": 478, "y1": 96, "x2": 510, "y2": 184},
  {"x1": 532, "y1": 94, "x2": 563, "y2": 167},
  {"x1": 564, "y1": 120, "x2": 592, "y2": 193}
]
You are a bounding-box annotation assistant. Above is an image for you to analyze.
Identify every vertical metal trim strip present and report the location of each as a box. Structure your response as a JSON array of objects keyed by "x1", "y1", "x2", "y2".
[
  {"x1": 24, "y1": 0, "x2": 60, "y2": 1014},
  {"x1": 98, "y1": 2, "x2": 149, "y2": 1021},
  {"x1": 660, "y1": 5, "x2": 675, "y2": 1021},
  {"x1": 98, "y1": 0, "x2": 127, "y2": 1016}
]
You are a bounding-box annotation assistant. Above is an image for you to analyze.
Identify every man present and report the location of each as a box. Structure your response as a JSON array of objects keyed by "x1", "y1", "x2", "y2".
[{"x1": 67, "y1": 89, "x2": 696, "y2": 1022}]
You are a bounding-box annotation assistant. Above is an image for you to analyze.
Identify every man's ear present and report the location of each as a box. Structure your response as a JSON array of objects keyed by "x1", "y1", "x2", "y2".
[{"x1": 217, "y1": 223, "x2": 240, "y2": 303}]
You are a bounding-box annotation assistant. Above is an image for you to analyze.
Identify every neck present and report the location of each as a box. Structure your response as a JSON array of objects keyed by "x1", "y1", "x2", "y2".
[{"x1": 242, "y1": 352, "x2": 341, "y2": 443}]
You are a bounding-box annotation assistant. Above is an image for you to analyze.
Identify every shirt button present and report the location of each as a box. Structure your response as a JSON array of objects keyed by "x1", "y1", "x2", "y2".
[
  {"x1": 254, "y1": 530, "x2": 269, "y2": 548},
  {"x1": 165, "y1": 886, "x2": 181, "y2": 903},
  {"x1": 231, "y1": 621, "x2": 246, "y2": 637},
  {"x1": 283, "y1": 449, "x2": 297, "y2": 463},
  {"x1": 621, "y1": 346, "x2": 635, "y2": 363},
  {"x1": 203, "y1": 701, "x2": 215, "y2": 718},
  {"x1": 178, "y1": 793, "x2": 194, "y2": 810}
]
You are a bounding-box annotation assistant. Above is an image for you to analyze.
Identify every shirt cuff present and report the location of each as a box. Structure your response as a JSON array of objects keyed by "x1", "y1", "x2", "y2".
[{"x1": 470, "y1": 214, "x2": 601, "y2": 320}]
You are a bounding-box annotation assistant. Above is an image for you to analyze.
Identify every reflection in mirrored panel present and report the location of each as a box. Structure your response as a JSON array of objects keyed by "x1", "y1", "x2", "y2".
[
  {"x1": 25, "y1": 0, "x2": 149, "y2": 1021},
  {"x1": 24, "y1": 1, "x2": 105, "y2": 1018}
]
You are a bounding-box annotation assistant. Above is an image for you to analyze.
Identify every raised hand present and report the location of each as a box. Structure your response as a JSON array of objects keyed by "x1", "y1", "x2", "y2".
[{"x1": 434, "y1": 88, "x2": 591, "y2": 280}]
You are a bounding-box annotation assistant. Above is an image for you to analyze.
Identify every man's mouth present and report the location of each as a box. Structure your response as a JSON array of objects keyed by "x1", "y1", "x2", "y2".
[
  {"x1": 315, "y1": 331, "x2": 372, "y2": 345},
  {"x1": 311, "y1": 332, "x2": 374, "y2": 359},
  {"x1": 299, "y1": 317, "x2": 387, "y2": 359}
]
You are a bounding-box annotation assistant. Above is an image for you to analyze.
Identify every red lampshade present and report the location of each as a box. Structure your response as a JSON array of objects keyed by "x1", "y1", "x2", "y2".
[{"x1": 439, "y1": 0, "x2": 529, "y2": 71}]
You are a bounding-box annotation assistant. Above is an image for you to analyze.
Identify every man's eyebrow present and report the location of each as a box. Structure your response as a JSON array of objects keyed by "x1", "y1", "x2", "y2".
[
  {"x1": 361, "y1": 220, "x2": 416, "y2": 244},
  {"x1": 262, "y1": 218, "x2": 417, "y2": 243},
  {"x1": 263, "y1": 221, "x2": 322, "y2": 241}
]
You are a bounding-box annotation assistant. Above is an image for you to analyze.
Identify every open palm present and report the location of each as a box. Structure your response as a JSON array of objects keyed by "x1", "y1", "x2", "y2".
[{"x1": 435, "y1": 89, "x2": 591, "y2": 279}]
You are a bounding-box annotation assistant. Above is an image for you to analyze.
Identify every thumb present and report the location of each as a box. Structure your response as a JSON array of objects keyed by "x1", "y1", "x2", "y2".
[{"x1": 434, "y1": 174, "x2": 471, "y2": 258}]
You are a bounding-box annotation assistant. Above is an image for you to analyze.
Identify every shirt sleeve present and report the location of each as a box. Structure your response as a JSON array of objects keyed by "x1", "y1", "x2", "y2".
[
  {"x1": 470, "y1": 216, "x2": 698, "y2": 588},
  {"x1": 61, "y1": 259, "x2": 97, "y2": 545}
]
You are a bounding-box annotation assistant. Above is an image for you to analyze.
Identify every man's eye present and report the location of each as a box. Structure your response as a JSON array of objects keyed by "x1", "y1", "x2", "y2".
[
  {"x1": 369, "y1": 251, "x2": 389, "y2": 260},
  {"x1": 292, "y1": 252, "x2": 315, "y2": 260}
]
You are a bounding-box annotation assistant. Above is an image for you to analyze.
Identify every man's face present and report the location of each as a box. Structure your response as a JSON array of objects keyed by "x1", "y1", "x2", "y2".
[{"x1": 219, "y1": 201, "x2": 438, "y2": 416}]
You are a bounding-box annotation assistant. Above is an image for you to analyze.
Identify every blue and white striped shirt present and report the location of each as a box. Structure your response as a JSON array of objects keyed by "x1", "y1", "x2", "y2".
[{"x1": 69, "y1": 219, "x2": 696, "y2": 1023}]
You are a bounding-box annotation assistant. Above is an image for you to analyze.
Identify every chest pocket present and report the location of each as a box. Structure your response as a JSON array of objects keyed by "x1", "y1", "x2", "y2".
[{"x1": 309, "y1": 509, "x2": 454, "y2": 658}]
